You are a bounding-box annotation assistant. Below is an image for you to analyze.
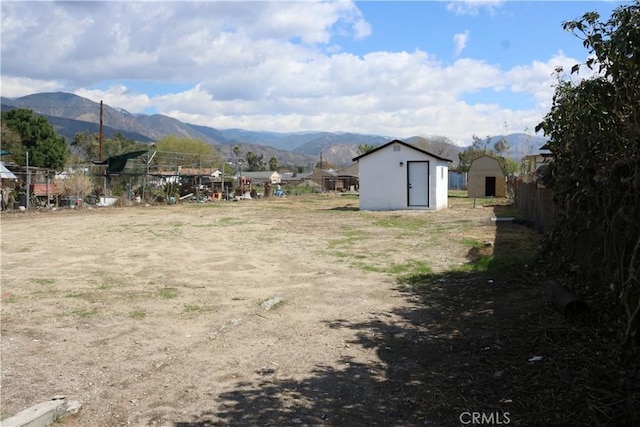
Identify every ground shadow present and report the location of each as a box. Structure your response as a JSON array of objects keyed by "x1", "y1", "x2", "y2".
[
  {"x1": 326, "y1": 205, "x2": 359, "y2": 211},
  {"x1": 174, "y1": 202, "x2": 638, "y2": 426}
]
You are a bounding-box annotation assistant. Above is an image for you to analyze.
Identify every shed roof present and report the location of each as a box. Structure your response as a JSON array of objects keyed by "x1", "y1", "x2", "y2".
[
  {"x1": 242, "y1": 171, "x2": 280, "y2": 179},
  {"x1": 337, "y1": 162, "x2": 359, "y2": 177},
  {"x1": 469, "y1": 155, "x2": 506, "y2": 174},
  {"x1": 352, "y1": 139, "x2": 453, "y2": 163}
]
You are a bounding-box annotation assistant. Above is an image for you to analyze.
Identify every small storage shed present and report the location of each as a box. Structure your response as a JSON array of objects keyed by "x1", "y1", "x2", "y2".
[
  {"x1": 353, "y1": 139, "x2": 451, "y2": 211},
  {"x1": 467, "y1": 155, "x2": 506, "y2": 198}
]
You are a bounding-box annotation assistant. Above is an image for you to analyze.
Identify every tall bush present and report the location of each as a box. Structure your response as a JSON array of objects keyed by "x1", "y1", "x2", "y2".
[{"x1": 536, "y1": 1, "x2": 640, "y2": 350}]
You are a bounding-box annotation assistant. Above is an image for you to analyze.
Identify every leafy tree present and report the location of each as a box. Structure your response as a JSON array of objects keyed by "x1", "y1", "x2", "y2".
[
  {"x1": 155, "y1": 135, "x2": 220, "y2": 170},
  {"x1": 456, "y1": 135, "x2": 490, "y2": 172},
  {"x1": 268, "y1": 156, "x2": 278, "y2": 171},
  {"x1": 494, "y1": 122, "x2": 511, "y2": 155},
  {"x1": 1, "y1": 108, "x2": 68, "y2": 169},
  {"x1": 1, "y1": 121, "x2": 24, "y2": 163},
  {"x1": 70, "y1": 132, "x2": 99, "y2": 162},
  {"x1": 536, "y1": 1, "x2": 640, "y2": 348},
  {"x1": 357, "y1": 144, "x2": 377, "y2": 155},
  {"x1": 231, "y1": 145, "x2": 242, "y2": 172},
  {"x1": 498, "y1": 157, "x2": 521, "y2": 175},
  {"x1": 493, "y1": 137, "x2": 510, "y2": 156},
  {"x1": 455, "y1": 134, "x2": 520, "y2": 174},
  {"x1": 245, "y1": 151, "x2": 265, "y2": 171},
  {"x1": 71, "y1": 131, "x2": 146, "y2": 163}
]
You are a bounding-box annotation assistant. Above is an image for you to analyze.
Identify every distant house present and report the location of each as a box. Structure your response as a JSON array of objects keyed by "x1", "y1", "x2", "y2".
[
  {"x1": 336, "y1": 162, "x2": 359, "y2": 191},
  {"x1": 353, "y1": 139, "x2": 451, "y2": 211},
  {"x1": 521, "y1": 146, "x2": 552, "y2": 183},
  {"x1": 305, "y1": 169, "x2": 340, "y2": 191},
  {"x1": 280, "y1": 172, "x2": 308, "y2": 186},
  {"x1": 241, "y1": 171, "x2": 282, "y2": 185},
  {"x1": 1, "y1": 162, "x2": 18, "y2": 210},
  {"x1": 467, "y1": 155, "x2": 506, "y2": 198}
]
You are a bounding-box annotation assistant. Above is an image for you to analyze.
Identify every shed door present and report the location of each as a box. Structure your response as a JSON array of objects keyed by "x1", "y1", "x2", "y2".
[
  {"x1": 407, "y1": 161, "x2": 429, "y2": 207},
  {"x1": 485, "y1": 176, "x2": 496, "y2": 196}
]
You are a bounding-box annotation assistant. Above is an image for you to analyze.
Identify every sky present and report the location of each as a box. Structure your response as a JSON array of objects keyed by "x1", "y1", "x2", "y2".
[{"x1": 0, "y1": 0, "x2": 630, "y2": 146}]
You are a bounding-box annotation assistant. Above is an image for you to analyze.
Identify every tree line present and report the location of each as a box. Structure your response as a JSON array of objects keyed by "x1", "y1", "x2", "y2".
[{"x1": 0, "y1": 109, "x2": 291, "y2": 174}]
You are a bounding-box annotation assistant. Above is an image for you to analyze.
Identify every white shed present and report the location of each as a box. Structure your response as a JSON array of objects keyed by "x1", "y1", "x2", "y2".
[{"x1": 353, "y1": 139, "x2": 451, "y2": 211}]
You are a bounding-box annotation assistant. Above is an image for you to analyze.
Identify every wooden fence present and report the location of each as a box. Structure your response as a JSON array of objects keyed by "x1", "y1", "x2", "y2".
[{"x1": 514, "y1": 180, "x2": 557, "y2": 233}]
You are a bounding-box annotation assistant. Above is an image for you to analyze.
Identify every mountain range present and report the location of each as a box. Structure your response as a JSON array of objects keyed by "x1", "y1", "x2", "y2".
[{"x1": 1, "y1": 92, "x2": 548, "y2": 168}]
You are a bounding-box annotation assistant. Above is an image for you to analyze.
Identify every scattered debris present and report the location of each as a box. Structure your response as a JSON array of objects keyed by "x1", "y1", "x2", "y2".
[
  {"x1": 542, "y1": 279, "x2": 589, "y2": 316},
  {"x1": 261, "y1": 296, "x2": 285, "y2": 311},
  {"x1": 1, "y1": 397, "x2": 82, "y2": 427}
]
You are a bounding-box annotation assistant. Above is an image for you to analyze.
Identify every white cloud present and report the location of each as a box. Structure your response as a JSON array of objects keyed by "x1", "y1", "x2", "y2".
[
  {"x1": 0, "y1": 0, "x2": 576, "y2": 145},
  {"x1": 0, "y1": 77, "x2": 64, "y2": 98},
  {"x1": 74, "y1": 86, "x2": 153, "y2": 114},
  {"x1": 504, "y1": 51, "x2": 589, "y2": 110},
  {"x1": 453, "y1": 30, "x2": 470, "y2": 56},
  {"x1": 446, "y1": 0, "x2": 504, "y2": 16}
]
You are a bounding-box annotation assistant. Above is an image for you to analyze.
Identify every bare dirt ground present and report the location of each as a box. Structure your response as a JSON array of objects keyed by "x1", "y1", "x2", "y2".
[{"x1": 1, "y1": 194, "x2": 636, "y2": 426}]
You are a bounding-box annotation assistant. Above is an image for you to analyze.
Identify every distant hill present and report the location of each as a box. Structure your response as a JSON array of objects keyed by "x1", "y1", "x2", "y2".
[{"x1": 1, "y1": 92, "x2": 546, "y2": 168}]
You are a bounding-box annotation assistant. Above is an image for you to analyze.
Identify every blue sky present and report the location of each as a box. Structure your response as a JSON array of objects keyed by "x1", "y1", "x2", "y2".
[
  {"x1": 0, "y1": 1, "x2": 630, "y2": 145},
  {"x1": 352, "y1": 2, "x2": 593, "y2": 63}
]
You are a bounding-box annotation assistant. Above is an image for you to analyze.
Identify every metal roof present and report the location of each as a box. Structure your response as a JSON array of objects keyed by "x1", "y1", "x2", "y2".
[{"x1": 0, "y1": 162, "x2": 17, "y2": 180}]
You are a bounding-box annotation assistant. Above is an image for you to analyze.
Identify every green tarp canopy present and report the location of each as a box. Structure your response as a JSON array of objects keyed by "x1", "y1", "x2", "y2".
[{"x1": 91, "y1": 150, "x2": 147, "y2": 176}]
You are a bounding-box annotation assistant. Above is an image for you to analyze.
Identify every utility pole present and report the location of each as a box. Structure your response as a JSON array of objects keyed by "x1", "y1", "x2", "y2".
[
  {"x1": 99, "y1": 100, "x2": 106, "y2": 206},
  {"x1": 99, "y1": 101, "x2": 104, "y2": 162},
  {"x1": 25, "y1": 152, "x2": 30, "y2": 210},
  {"x1": 141, "y1": 144, "x2": 156, "y2": 203}
]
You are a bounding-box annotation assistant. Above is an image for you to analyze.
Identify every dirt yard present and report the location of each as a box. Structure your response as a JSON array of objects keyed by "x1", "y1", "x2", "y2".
[{"x1": 1, "y1": 194, "x2": 635, "y2": 426}]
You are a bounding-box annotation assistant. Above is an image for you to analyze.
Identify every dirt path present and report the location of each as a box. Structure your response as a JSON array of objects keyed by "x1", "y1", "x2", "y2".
[{"x1": 2, "y1": 194, "x2": 521, "y2": 426}]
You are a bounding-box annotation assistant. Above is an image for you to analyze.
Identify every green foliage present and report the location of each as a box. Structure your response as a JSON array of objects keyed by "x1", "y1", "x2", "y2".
[
  {"x1": 73, "y1": 307, "x2": 99, "y2": 319},
  {"x1": 245, "y1": 151, "x2": 265, "y2": 171},
  {"x1": 456, "y1": 135, "x2": 490, "y2": 172},
  {"x1": 1, "y1": 108, "x2": 69, "y2": 169},
  {"x1": 157, "y1": 289, "x2": 178, "y2": 299},
  {"x1": 1, "y1": 121, "x2": 24, "y2": 160},
  {"x1": 455, "y1": 133, "x2": 521, "y2": 174},
  {"x1": 129, "y1": 310, "x2": 148, "y2": 319},
  {"x1": 71, "y1": 131, "x2": 146, "y2": 162},
  {"x1": 155, "y1": 135, "x2": 220, "y2": 170},
  {"x1": 493, "y1": 136, "x2": 509, "y2": 155},
  {"x1": 357, "y1": 143, "x2": 377, "y2": 155},
  {"x1": 499, "y1": 157, "x2": 521, "y2": 175},
  {"x1": 536, "y1": 1, "x2": 640, "y2": 349},
  {"x1": 268, "y1": 156, "x2": 278, "y2": 171}
]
